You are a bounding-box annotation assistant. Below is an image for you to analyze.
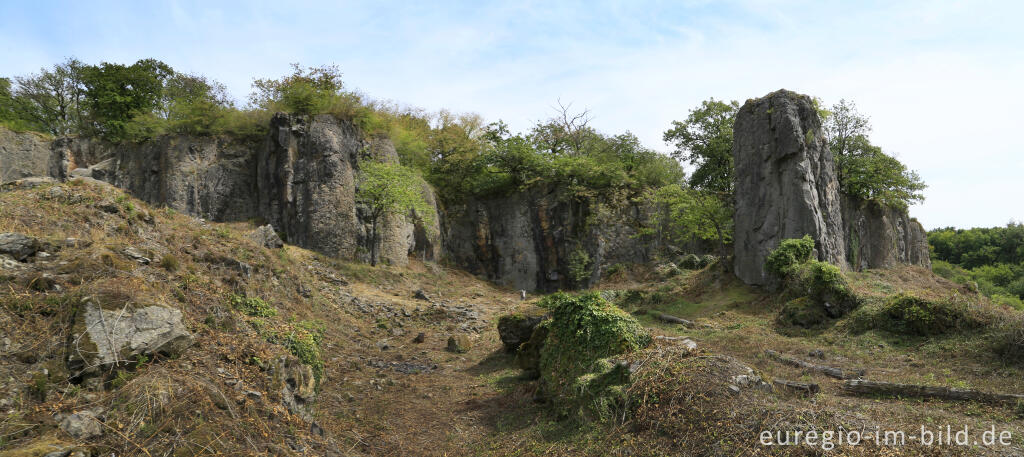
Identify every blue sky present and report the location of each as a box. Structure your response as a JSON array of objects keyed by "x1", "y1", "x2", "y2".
[{"x1": 2, "y1": 1, "x2": 1022, "y2": 229}]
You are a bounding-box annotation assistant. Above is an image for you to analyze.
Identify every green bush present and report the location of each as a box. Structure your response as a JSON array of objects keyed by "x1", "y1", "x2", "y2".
[
  {"x1": 229, "y1": 294, "x2": 277, "y2": 318},
  {"x1": 765, "y1": 235, "x2": 815, "y2": 277},
  {"x1": 284, "y1": 328, "x2": 324, "y2": 385},
  {"x1": 851, "y1": 293, "x2": 983, "y2": 337},
  {"x1": 567, "y1": 247, "x2": 593, "y2": 285},
  {"x1": 536, "y1": 292, "x2": 651, "y2": 419},
  {"x1": 778, "y1": 296, "x2": 828, "y2": 328},
  {"x1": 679, "y1": 254, "x2": 701, "y2": 270}
]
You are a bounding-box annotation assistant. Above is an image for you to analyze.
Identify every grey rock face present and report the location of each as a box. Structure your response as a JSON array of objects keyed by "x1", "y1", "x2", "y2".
[
  {"x1": 442, "y1": 185, "x2": 665, "y2": 291},
  {"x1": 841, "y1": 196, "x2": 931, "y2": 270},
  {"x1": 67, "y1": 298, "x2": 194, "y2": 378},
  {"x1": 732, "y1": 90, "x2": 932, "y2": 285},
  {"x1": 0, "y1": 127, "x2": 51, "y2": 182},
  {"x1": 250, "y1": 224, "x2": 284, "y2": 249},
  {"x1": 274, "y1": 356, "x2": 317, "y2": 421},
  {"x1": 60, "y1": 411, "x2": 103, "y2": 440},
  {"x1": 0, "y1": 232, "x2": 41, "y2": 261},
  {"x1": 258, "y1": 113, "x2": 439, "y2": 265},
  {"x1": 732, "y1": 90, "x2": 847, "y2": 286}
]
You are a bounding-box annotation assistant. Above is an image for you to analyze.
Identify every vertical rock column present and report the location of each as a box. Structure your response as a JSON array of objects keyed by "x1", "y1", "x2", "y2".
[{"x1": 732, "y1": 89, "x2": 847, "y2": 286}]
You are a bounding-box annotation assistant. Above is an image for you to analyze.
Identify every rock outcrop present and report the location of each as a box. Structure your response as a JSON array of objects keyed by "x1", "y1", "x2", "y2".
[
  {"x1": 37, "y1": 114, "x2": 440, "y2": 267},
  {"x1": 0, "y1": 127, "x2": 51, "y2": 182},
  {"x1": 258, "y1": 113, "x2": 439, "y2": 265},
  {"x1": 732, "y1": 90, "x2": 847, "y2": 286},
  {"x1": 66, "y1": 297, "x2": 194, "y2": 379},
  {"x1": 442, "y1": 186, "x2": 667, "y2": 291},
  {"x1": 733, "y1": 90, "x2": 930, "y2": 285},
  {"x1": 841, "y1": 196, "x2": 931, "y2": 270}
]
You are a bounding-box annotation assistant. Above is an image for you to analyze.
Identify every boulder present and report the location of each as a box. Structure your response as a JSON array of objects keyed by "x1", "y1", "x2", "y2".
[
  {"x1": 732, "y1": 90, "x2": 847, "y2": 286},
  {"x1": 249, "y1": 224, "x2": 284, "y2": 249},
  {"x1": 59, "y1": 411, "x2": 103, "y2": 440},
  {"x1": 497, "y1": 313, "x2": 546, "y2": 352},
  {"x1": 0, "y1": 232, "x2": 41, "y2": 261},
  {"x1": 274, "y1": 356, "x2": 318, "y2": 421},
  {"x1": 66, "y1": 297, "x2": 193, "y2": 378},
  {"x1": 446, "y1": 334, "x2": 471, "y2": 353}
]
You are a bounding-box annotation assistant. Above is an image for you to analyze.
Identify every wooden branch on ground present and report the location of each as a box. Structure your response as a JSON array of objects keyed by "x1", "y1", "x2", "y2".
[
  {"x1": 772, "y1": 379, "x2": 820, "y2": 396},
  {"x1": 764, "y1": 349, "x2": 864, "y2": 380},
  {"x1": 842, "y1": 379, "x2": 1024, "y2": 404},
  {"x1": 652, "y1": 312, "x2": 697, "y2": 328}
]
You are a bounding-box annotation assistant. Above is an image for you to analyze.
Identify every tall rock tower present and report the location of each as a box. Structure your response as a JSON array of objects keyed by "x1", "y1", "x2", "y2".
[{"x1": 732, "y1": 90, "x2": 847, "y2": 286}]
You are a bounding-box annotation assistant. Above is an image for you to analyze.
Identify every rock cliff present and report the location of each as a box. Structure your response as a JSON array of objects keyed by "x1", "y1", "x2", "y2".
[
  {"x1": 732, "y1": 90, "x2": 847, "y2": 286},
  {"x1": 38, "y1": 115, "x2": 440, "y2": 266},
  {"x1": 442, "y1": 186, "x2": 664, "y2": 291},
  {"x1": 733, "y1": 90, "x2": 929, "y2": 286},
  {"x1": 0, "y1": 128, "x2": 51, "y2": 182}
]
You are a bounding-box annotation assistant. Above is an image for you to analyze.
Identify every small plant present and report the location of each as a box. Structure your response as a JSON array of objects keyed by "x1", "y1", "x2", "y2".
[
  {"x1": 567, "y1": 247, "x2": 593, "y2": 285},
  {"x1": 284, "y1": 328, "x2": 324, "y2": 385},
  {"x1": 159, "y1": 254, "x2": 179, "y2": 272},
  {"x1": 229, "y1": 294, "x2": 277, "y2": 317}
]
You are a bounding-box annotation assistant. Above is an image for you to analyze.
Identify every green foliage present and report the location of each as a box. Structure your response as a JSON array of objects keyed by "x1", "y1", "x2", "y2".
[
  {"x1": 765, "y1": 235, "x2": 815, "y2": 278},
  {"x1": 250, "y1": 63, "x2": 345, "y2": 116},
  {"x1": 80, "y1": 58, "x2": 174, "y2": 141},
  {"x1": 663, "y1": 98, "x2": 739, "y2": 195},
  {"x1": 778, "y1": 297, "x2": 829, "y2": 328},
  {"x1": 822, "y1": 99, "x2": 925, "y2": 208},
  {"x1": 536, "y1": 292, "x2": 651, "y2": 419},
  {"x1": 229, "y1": 293, "x2": 277, "y2": 318},
  {"x1": 929, "y1": 223, "x2": 1024, "y2": 301},
  {"x1": 567, "y1": 247, "x2": 593, "y2": 285},
  {"x1": 284, "y1": 327, "x2": 325, "y2": 385},
  {"x1": 643, "y1": 184, "x2": 732, "y2": 251},
  {"x1": 356, "y1": 161, "x2": 437, "y2": 265},
  {"x1": 767, "y1": 236, "x2": 859, "y2": 326},
  {"x1": 850, "y1": 293, "x2": 982, "y2": 336}
]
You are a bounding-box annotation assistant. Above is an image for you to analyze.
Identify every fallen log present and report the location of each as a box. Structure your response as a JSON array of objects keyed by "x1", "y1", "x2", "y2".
[
  {"x1": 842, "y1": 379, "x2": 1024, "y2": 404},
  {"x1": 652, "y1": 312, "x2": 697, "y2": 328},
  {"x1": 764, "y1": 349, "x2": 864, "y2": 380},
  {"x1": 773, "y1": 379, "x2": 820, "y2": 396}
]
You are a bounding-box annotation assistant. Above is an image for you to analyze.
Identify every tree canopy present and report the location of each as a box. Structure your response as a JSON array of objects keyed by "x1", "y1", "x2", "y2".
[{"x1": 662, "y1": 98, "x2": 738, "y2": 196}]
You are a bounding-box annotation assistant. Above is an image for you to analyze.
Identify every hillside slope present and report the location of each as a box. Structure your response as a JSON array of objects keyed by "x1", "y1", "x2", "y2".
[{"x1": 1, "y1": 178, "x2": 1023, "y2": 456}]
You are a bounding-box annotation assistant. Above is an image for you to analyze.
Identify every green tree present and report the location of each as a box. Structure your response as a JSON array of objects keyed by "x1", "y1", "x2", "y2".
[
  {"x1": 250, "y1": 63, "x2": 345, "y2": 115},
  {"x1": 645, "y1": 184, "x2": 733, "y2": 254},
  {"x1": 821, "y1": 100, "x2": 926, "y2": 208},
  {"x1": 355, "y1": 161, "x2": 437, "y2": 265},
  {"x1": 80, "y1": 58, "x2": 174, "y2": 141},
  {"x1": 9, "y1": 58, "x2": 87, "y2": 135},
  {"x1": 663, "y1": 98, "x2": 739, "y2": 195}
]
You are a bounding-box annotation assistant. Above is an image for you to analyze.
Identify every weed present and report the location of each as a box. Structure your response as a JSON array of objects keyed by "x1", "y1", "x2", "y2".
[{"x1": 229, "y1": 294, "x2": 277, "y2": 317}]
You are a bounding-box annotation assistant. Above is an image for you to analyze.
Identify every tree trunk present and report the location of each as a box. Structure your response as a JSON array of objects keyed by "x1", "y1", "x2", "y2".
[{"x1": 842, "y1": 380, "x2": 1024, "y2": 404}]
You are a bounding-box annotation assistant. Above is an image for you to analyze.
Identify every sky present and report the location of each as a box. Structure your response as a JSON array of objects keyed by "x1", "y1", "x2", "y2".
[{"x1": 1, "y1": 0, "x2": 1021, "y2": 229}]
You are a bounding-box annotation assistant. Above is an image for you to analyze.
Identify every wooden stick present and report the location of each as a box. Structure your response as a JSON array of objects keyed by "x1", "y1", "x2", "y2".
[
  {"x1": 652, "y1": 312, "x2": 697, "y2": 328},
  {"x1": 842, "y1": 379, "x2": 1024, "y2": 404},
  {"x1": 764, "y1": 349, "x2": 864, "y2": 380},
  {"x1": 773, "y1": 379, "x2": 820, "y2": 396}
]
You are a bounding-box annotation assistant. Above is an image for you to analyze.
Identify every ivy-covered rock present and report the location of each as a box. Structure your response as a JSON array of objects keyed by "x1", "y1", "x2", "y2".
[{"x1": 534, "y1": 292, "x2": 651, "y2": 418}]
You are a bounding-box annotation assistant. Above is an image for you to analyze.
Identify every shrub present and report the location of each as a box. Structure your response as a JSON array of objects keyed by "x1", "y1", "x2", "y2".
[
  {"x1": 229, "y1": 294, "x2": 277, "y2": 317},
  {"x1": 159, "y1": 254, "x2": 179, "y2": 272},
  {"x1": 765, "y1": 235, "x2": 814, "y2": 277},
  {"x1": 284, "y1": 328, "x2": 324, "y2": 385},
  {"x1": 679, "y1": 254, "x2": 701, "y2": 270},
  {"x1": 567, "y1": 247, "x2": 593, "y2": 285},
  {"x1": 994, "y1": 313, "x2": 1024, "y2": 363},
  {"x1": 851, "y1": 293, "x2": 984, "y2": 337},
  {"x1": 777, "y1": 296, "x2": 829, "y2": 328},
  {"x1": 536, "y1": 292, "x2": 651, "y2": 419}
]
